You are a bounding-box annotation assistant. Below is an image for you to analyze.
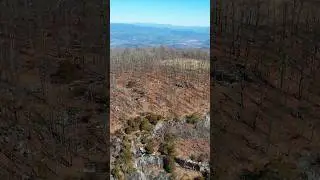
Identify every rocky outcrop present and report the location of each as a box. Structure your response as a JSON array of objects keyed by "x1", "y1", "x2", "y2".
[
  {"x1": 110, "y1": 136, "x2": 122, "y2": 164},
  {"x1": 136, "y1": 154, "x2": 164, "y2": 170},
  {"x1": 131, "y1": 154, "x2": 171, "y2": 180},
  {"x1": 174, "y1": 157, "x2": 210, "y2": 174},
  {"x1": 111, "y1": 113, "x2": 210, "y2": 180},
  {"x1": 153, "y1": 113, "x2": 210, "y2": 140}
]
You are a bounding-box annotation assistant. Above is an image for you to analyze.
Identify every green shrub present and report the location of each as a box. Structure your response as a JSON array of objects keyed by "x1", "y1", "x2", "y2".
[
  {"x1": 124, "y1": 117, "x2": 143, "y2": 134},
  {"x1": 159, "y1": 134, "x2": 176, "y2": 173},
  {"x1": 163, "y1": 156, "x2": 175, "y2": 173},
  {"x1": 124, "y1": 126, "x2": 134, "y2": 134},
  {"x1": 145, "y1": 113, "x2": 164, "y2": 125},
  {"x1": 111, "y1": 165, "x2": 122, "y2": 179},
  {"x1": 121, "y1": 148, "x2": 132, "y2": 164},
  {"x1": 164, "y1": 133, "x2": 175, "y2": 142},
  {"x1": 172, "y1": 116, "x2": 180, "y2": 122},
  {"x1": 145, "y1": 140, "x2": 155, "y2": 154},
  {"x1": 127, "y1": 118, "x2": 140, "y2": 131},
  {"x1": 120, "y1": 140, "x2": 132, "y2": 164},
  {"x1": 140, "y1": 117, "x2": 153, "y2": 132},
  {"x1": 125, "y1": 162, "x2": 136, "y2": 174},
  {"x1": 159, "y1": 134, "x2": 176, "y2": 156},
  {"x1": 118, "y1": 140, "x2": 136, "y2": 174},
  {"x1": 197, "y1": 153, "x2": 207, "y2": 162},
  {"x1": 159, "y1": 142, "x2": 175, "y2": 156},
  {"x1": 185, "y1": 113, "x2": 201, "y2": 124},
  {"x1": 126, "y1": 80, "x2": 136, "y2": 88},
  {"x1": 190, "y1": 154, "x2": 196, "y2": 161}
]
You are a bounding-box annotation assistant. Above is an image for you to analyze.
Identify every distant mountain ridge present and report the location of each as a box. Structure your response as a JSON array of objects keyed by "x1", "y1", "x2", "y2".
[
  {"x1": 132, "y1": 23, "x2": 209, "y2": 32},
  {"x1": 111, "y1": 23, "x2": 209, "y2": 49}
]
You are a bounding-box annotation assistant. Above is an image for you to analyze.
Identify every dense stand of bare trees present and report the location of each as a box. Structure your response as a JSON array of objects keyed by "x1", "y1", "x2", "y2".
[
  {"x1": 110, "y1": 47, "x2": 210, "y2": 117},
  {"x1": 0, "y1": 0, "x2": 109, "y2": 179},
  {"x1": 212, "y1": 0, "x2": 320, "y2": 178}
]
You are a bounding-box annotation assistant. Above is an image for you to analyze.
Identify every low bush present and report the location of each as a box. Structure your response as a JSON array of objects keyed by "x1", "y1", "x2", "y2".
[
  {"x1": 127, "y1": 118, "x2": 140, "y2": 131},
  {"x1": 121, "y1": 142, "x2": 132, "y2": 164},
  {"x1": 145, "y1": 112, "x2": 164, "y2": 125},
  {"x1": 117, "y1": 138, "x2": 136, "y2": 174},
  {"x1": 159, "y1": 133, "x2": 176, "y2": 156},
  {"x1": 164, "y1": 133, "x2": 175, "y2": 142},
  {"x1": 111, "y1": 165, "x2": 122, "y2": 180},
  {"x1": 124, "y1": 126, "x2": 134, "y2": 134},
  {"x1": 163, "y1": 156, "x2": 175, "y2": 173},
  {"x1": 185, "y1": 113, "x2": 201, "y2": 124},
  {"x1": 159, "y1": 141, "x2": 175, "y2": 156},
  {"x1": 197, "y1": 153, "x2": 207, "y2": 162},
  {"x1": 139, "y1": 117, "x2": 153, "y2": 132},
  {"x1": 145, "y1": 140, "x2": 155, "y2": 154},
  {"x1": 190, "y1": 154, "x2": 196, "y2": 161}
]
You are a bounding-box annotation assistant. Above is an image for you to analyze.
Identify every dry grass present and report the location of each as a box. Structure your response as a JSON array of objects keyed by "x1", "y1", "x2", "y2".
[
  {"x1": 110, "y1": 47, "x2": 210, "y2": 178},
  {"x1": 160, "y1": 58, "x2": 210, "y2": 71},
  {"x1": 110, "y1": 47, "x2": 210, "y2": 134}
]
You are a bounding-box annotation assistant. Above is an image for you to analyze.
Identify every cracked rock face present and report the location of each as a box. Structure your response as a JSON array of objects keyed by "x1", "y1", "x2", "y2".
[
  {"x1": 155, "y1": 114, "x2": 210, "y2": 140},
  {"x1": 175, "y1": 157, "x2": 210, "y2": 174},
  {"x1": 111, "y1": 113, "x2": 210, "y2": 179},
  {"x1": 136, "y1": 155, "x2": 164, "y2": 170}
]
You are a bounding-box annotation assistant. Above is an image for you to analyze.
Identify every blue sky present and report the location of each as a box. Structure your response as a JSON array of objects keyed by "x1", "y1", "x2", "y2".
[{"x1": 110, "y1": 0, "x2": 210, "y2": 27}]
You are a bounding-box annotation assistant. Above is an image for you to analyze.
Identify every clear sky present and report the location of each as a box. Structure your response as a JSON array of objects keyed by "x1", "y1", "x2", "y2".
[{"x1": 110, "y1": 0, "x2": 210, "y2": 27}]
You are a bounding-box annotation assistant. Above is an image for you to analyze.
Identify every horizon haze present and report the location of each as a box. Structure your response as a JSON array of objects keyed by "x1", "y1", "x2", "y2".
[
  {"x1": 110, "y1": 23, "x2": 210, "y2": 48},
  {"x1": 110, "y1": 0, "x2": 210, "y2": 27}
]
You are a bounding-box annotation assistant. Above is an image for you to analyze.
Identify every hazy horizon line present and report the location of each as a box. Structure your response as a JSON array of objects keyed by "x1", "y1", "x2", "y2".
[{"x1": 110, "y1": 21, "x2": 209, "y2": 28}]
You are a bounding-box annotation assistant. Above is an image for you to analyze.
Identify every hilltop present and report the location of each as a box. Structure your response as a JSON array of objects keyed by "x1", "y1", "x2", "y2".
[{"x1": 110, "y1": 47, "x2": 210, "y2": 179}]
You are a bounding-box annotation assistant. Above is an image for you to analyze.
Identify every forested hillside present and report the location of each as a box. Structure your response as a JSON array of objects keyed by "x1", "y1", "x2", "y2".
[{"x1": 211, "y1": 0, "x2": 320, "y2": 179}]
